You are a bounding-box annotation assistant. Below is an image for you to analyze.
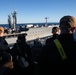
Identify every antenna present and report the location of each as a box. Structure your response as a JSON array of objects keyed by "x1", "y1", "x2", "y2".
[{"x1": 45, "y1": 17, "x2": 49, "y2": 26}]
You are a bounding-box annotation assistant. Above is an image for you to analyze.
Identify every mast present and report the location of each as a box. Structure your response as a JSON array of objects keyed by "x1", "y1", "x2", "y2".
[
  {"x1": 8, "y1": 15, "x2": 12, "y2": 28},
  {"x1": 45, "y1": 17, "x2": 49, "y2": 26},
  {"x1": 12, "y1": 10, "x2": 17, "y2": 32}
]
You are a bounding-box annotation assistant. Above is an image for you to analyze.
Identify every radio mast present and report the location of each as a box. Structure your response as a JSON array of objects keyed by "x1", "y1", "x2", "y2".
[
  {"x1": 8, "y1": 15, "x2": 12, "y2": 29},
  {"x1": 45, "y1": 17, "x2": 49, "y2": 26},
  {"x1": 12, "y1": 10, "x2": 17, "y2": 32}
]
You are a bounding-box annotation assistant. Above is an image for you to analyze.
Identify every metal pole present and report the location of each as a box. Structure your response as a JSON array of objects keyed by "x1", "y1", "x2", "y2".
[{"x1": 45, "y1": 17, "x2": 49, "y2": 26}]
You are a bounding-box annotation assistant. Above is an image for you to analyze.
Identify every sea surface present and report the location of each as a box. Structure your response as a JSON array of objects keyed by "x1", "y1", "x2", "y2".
[{"x1": 0, "y1": 22, "x2": 59, "y2": 28}]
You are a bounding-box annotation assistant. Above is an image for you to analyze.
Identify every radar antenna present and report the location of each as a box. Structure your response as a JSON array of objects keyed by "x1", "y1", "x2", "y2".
[{"x1": 45, "y1": 17, "x2": 49, "y2": 26}]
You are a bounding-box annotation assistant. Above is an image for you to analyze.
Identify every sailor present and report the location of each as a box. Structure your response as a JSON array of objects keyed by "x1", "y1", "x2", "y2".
[
  {"x1": 35, "y1": 15, "x2": 76, "y2": 75},
  {"x1": 0, "y1": 26, "x2": 9, "y2": 51},
  {"x1": 0, "y1": 26, "x2": 13, "y2": 75},
  {"x1": 31, "y1": 38, "x2": 43, "y2": 63},
  {"x1": 11, "y1": 33, "x2": 34, "y2": 75},
  {"x1": 45, "y1": 26, "x2": 60, "y2": 45}
]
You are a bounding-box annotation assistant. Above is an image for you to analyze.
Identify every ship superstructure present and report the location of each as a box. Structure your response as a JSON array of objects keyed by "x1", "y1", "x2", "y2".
[{"x1": 4, "y1": 11, "x2": 59, "y2": 46}]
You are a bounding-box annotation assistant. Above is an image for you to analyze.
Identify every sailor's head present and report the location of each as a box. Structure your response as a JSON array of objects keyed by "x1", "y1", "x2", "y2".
[
  {"x1": 52, "y1": 27, "x2": 60, "y2": 34},
  {"x1": 0, "y1": 26, "x2": 4, "y2": 37},
  {"x1": 17, "y1": 33, "x2": 27, "y2": 43},
  {"x1": 59, "y1": 15, "x2": 76, "y2": 33}
]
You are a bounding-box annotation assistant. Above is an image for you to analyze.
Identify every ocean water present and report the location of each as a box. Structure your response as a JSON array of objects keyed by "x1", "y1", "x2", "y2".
[
  {"x1": 0, "y1": 24, "x2": 25, "y2": 28},
  {"x1": 0, "y1": 22, "x2": 59, "y2": 28}
]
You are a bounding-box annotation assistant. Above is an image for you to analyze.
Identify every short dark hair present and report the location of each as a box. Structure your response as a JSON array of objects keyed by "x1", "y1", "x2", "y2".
[{"x1": 52, "y1": 27, "x2": 59, "y2": 33}]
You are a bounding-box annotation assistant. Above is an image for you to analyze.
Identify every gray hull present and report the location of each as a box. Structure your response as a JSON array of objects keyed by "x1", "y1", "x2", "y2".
[{"x1": 5, "y1": 25, "x2": 59, "y2": 45}]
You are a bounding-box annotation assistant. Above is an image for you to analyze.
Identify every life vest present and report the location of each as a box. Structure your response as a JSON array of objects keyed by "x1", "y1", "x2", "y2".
[{"x1": 54, "y1": 39, "x2": 67, "y2": 60}]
